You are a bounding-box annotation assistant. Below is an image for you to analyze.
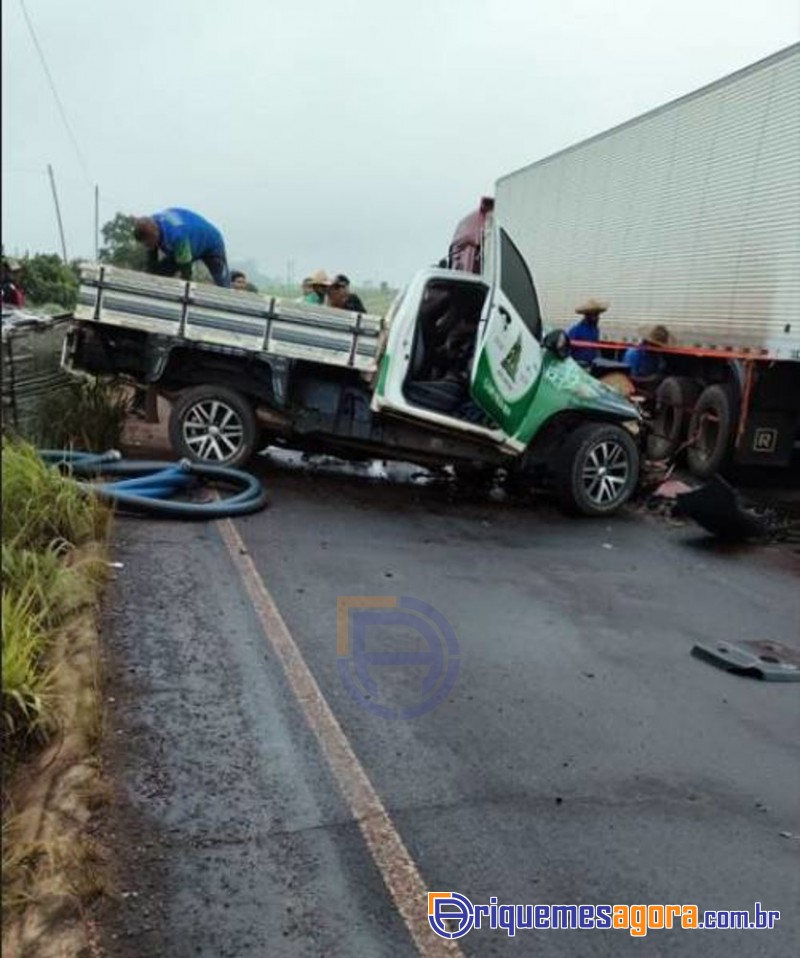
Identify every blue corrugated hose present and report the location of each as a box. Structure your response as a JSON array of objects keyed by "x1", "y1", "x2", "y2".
[{"x1": 38, "y1": 450, "x2": 268, "y2": 518}]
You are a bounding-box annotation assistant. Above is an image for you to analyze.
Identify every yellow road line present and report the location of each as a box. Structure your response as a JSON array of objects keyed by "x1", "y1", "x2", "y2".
[{"x1": 216, "y1": 518, "x2": 463, "y2": 958}]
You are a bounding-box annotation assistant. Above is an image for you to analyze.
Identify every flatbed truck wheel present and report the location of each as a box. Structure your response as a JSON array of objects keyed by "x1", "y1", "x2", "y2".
[{"x1": 169, "y1": 385, "x2": 257, "y2": 468}]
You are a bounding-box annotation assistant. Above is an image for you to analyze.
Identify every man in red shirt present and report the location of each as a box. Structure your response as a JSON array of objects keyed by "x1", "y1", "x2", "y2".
[{"x1": 1, "y1": 258, "x2": 26, "y2": 308}]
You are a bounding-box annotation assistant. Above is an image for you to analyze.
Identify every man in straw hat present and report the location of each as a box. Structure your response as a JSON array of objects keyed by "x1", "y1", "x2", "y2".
[
  {"x1": 567, "y1": 298, "x2": 609, "y2": 365},
  {"x1": 304, "y1": 269, "x2": 332, "y2": 304},
  {"x1": 623, "y1": 324, "x2": 672, "y2": 379}
]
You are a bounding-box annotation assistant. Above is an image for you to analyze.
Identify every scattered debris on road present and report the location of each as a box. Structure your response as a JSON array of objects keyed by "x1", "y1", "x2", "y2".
[
  {"x1": 676, "y1": 475, "x2": 800, "y2": 543},
  {"x1": 691, "y1": 639, "x2": 800, "y2": 682}
]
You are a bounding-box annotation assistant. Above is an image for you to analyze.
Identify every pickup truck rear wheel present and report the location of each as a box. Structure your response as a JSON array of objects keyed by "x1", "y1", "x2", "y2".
[
  {"x1": 555, "y1": 422, "x2": 640, "y2": 516},
  {"x1": 170, "y1": 386, "x2": 257, "y2": 467}
]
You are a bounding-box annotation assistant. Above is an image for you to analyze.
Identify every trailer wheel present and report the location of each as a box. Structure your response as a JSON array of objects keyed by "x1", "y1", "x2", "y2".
[
  {"x1": 555, "y1": 422, "x2": 640, "y2": 517},
  {"x1": 170, "y1": 385, "x2": 257, "y2": 467},
  {"x1": 685, "y1": 384, "x2": 736, "y2": 479},
  {"x1": 647, "y1": 376, "x2": 701, "y2": 460}
]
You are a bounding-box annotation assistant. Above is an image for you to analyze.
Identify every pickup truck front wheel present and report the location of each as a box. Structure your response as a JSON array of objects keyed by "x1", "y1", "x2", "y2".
[
  {"x1": 555, "y1": 422, "x2": 640, "y2": 516},
  {"x1": 169, "y1": 386, "x2": 257, "y2": 468}
]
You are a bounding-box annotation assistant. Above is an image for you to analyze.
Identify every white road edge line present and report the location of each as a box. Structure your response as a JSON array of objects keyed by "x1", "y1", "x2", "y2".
[{"x1": 216, "y1": 518, "x2": 464, "y2": 958}]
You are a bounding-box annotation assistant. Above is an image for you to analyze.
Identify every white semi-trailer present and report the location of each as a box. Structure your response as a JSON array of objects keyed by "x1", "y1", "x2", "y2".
[{"x1": 451, "y1": 44, "x2": 800, "y2": 477}]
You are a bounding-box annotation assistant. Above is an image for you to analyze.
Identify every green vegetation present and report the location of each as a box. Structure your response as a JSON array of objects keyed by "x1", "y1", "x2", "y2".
[
  {"x1": 34, "y1": 379, "x2": 130, "y2": 452},
  {"x1": 98, "y1": 212, "x2": 148, "y2": 271},
  {"x1": 1, "y1": 441, "x2": 109, "y2": 762},
  {"x1": 16, "y1": 254, "x2": 79, "y2": 311}
]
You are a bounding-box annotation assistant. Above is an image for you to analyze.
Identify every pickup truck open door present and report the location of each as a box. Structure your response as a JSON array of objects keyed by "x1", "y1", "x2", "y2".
[
  {"x1": 373, "y1": 228, "x2": 544, "y2": 453},
  {"x1": 468, "y1": 226, "x2": 544, "y2": 450}
]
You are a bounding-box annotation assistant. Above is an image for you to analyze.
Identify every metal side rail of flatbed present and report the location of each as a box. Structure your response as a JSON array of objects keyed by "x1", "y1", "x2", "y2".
[{"x1": 74, "y1": 264, "x2": 386, "y2": 372}]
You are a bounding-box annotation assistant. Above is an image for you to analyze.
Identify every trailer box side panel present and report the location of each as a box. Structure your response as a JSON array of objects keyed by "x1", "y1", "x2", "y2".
[{"x1": 495, "y1": 45, "x2": 800, "y2": 359}]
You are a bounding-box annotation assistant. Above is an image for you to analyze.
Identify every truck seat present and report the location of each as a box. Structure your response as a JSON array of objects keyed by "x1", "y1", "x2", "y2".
[{"x1": 409, "y1": 288, "x2": 452, "y2": 381}]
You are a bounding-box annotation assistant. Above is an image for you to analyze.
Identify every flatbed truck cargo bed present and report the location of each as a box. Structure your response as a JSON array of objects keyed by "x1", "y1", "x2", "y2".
[{"x1": 75, "y1": 264, "x2": 386, "y2": 373}]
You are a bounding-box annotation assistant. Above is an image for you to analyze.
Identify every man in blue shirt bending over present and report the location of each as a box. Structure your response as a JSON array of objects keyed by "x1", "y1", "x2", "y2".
[
  {"x1": 567, "y1": 298, "x2": 609, "y2": 365},
  {"x1": 133, "y1": 208, "x2": 230, "y2": 287}
]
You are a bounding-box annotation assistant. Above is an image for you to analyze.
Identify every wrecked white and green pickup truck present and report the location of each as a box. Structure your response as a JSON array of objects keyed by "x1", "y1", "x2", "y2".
[{"x1": 64, "y1": 227, "x2": 641, "y2": 515}]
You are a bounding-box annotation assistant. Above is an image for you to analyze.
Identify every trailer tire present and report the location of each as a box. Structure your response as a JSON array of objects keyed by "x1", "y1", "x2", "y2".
[
  {"x1": 555, "y1": 422, "x2": 640, "y2": 517},
  {"x1": 647, "y1": 376, "x2": 701, "y2": 460},
  {"x1": 685, "y1": 383, "x2": 736, "y2": 479},
  {"x1": 169, "y1": 385, "x2": 257, "y2": 468}
]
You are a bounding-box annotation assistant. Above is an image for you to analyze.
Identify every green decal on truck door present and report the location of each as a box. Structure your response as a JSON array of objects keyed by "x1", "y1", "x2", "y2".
[
  {"x1": 472, "y1": 344, "x2": 540, "y2": 435},
  {"x1": 470, "y1": 228, "x2": 544, "y2": 436}
]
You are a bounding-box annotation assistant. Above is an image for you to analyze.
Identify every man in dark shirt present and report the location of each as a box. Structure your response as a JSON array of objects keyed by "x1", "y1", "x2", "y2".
[
  {"x1": 327, "y1": 274, "x2": 366, "y2": 312},
  {"x1": 133, "y1": 208, "x2": 230, "y2": 287},
  {"x1": 231, "y1": 270, "x2": 258, "y2": 292}
]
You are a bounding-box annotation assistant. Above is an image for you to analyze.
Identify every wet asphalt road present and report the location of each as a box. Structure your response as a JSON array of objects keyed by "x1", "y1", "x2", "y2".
[{"x1": 98, "y1": 454, "x2": 800, "y2": 957}]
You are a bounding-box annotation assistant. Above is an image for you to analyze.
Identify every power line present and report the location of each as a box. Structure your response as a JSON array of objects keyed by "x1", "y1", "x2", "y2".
[{"x1": 18, "y1": 0, "x2": 92, "y2": 185}]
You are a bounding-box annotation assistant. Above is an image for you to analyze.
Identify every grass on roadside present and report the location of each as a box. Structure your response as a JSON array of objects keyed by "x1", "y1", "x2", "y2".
[
  {"x1": 1, "y1": 434, "x2": 114, "y2": 948},
  {"x1": 1, "y1": 589, "x2": 56, "y2": 746},
  {"x1": 34, "y1": 378, "x2": 130, "y2": 453},
  {"x1": 1, "y1": 440, "x2": 109, "y2": 553},
  {"x1": 1, "y1": 440, "x2": 110, "y2": 763}
]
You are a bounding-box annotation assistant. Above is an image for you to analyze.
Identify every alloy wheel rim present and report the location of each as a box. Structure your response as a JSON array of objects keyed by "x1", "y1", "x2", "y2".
[
  {"x1": 581, "y1": 439, "x2": 630, "y2": 505},
  {"x1": 182, "y1": 400, "x2": 244, "y2": 462}
]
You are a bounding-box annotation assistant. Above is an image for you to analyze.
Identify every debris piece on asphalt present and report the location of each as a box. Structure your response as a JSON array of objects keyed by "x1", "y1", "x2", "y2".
[
  {"x1": 676, "y1": 475, "x2": 779, "y2": 541},
  {"x1": 653, "y1": 479, "x2": 694, "y2": 500},
  {"x1": 691, "y1": 641, "x2": 800, "y2": 682}
]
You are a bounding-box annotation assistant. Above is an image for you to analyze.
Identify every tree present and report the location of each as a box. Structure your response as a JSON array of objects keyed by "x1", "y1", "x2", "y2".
[
  {"x1": 20, "y1": 254, "x2": 78, "y2": 310},
  {"x1": 99, "y1": 213, "x2": 148, "y2": 270}
]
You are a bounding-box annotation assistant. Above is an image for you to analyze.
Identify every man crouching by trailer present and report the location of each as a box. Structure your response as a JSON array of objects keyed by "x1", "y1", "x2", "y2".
[{"x1": 133, "y1": 208, "x2": 231, "y2": 287}]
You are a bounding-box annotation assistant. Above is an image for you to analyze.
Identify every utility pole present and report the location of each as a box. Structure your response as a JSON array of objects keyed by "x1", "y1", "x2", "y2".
[
  {"x1": 94, "y1": 184, "x2": 99, "y2": 260},
  {"x1": 47, "y1": 163, "x2": 68, "y2": 263}
]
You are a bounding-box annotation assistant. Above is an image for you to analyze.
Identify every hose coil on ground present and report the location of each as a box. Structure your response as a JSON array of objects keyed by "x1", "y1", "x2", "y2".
[{"x1": 38, "y1": 450, "x2": 268, "y2": 519}]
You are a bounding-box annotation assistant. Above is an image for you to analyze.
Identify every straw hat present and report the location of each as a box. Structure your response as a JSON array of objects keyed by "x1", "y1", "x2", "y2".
[
  {"x1": 309, "y1": 269, "x2": 332, "y2": 287},
  {"x1": 575, "y1": 298, "x2": 609, "y2": 315},
  {"x1": 643, "y1": 324, "x2": 672, "y2": 346}
]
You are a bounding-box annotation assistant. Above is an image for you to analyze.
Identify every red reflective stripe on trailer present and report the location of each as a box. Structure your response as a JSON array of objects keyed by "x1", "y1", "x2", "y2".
[{"x1": 570, "y1": 339, "x2": 776, "y2": 362}]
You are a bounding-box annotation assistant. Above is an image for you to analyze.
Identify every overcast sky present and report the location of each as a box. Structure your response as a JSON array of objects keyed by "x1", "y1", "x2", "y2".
[{"x1": 2, "y1": 0, "x2": 798, "y2": 285}]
